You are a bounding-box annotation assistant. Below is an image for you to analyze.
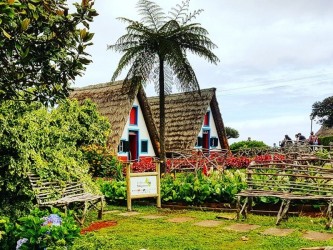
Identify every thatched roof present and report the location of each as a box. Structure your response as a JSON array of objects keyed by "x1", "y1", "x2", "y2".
[
  {"x1": 70, "y1": 81, "x2": 160, "y2": 155},
  {"x1": 316, "y1": 126, "x2": 333, "y2": 137},
  {"x1": 148, "y1": 88, "x2": 229, "y2": 152}
]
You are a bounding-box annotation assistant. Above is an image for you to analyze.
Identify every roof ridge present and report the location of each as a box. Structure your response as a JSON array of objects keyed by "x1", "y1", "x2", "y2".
[
  {"x1": 72, "y1": 80, "x2": 124, "y2": 91},
  {"x1": 147, "y1": 88, "x2": 216, "y2": 99}
]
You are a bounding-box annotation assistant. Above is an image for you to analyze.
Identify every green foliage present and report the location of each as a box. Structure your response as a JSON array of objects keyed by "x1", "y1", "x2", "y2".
[
  {"x1": 98, "y1": 179, "x2": 127, "y2": 204},
  {"x1": 98, "y1": 170, "x2": 247, "y2": 205},
  {"x1": 72, "y1": 232, "x2": 115, "y2": 249},
  {"x1": 0, "y1": 0, "x2": 98, "y2": 105},
  {"x1": 315, "y1": 148, "x2": 332, "y2": 159},
  {"x1": 229, "y1": 140, "x2": 268, "y2": 151},
  {"x1": 161, "y1": 170, "x2": 246, "y2": 204},
  {"x1": 318, "y1": 136, "x2": 333, "y2": 146},
  {"x1": 311, "y1": 96, "x2": 333, "y2": 127},
  {"x1": 0, "y1": 99, "x2": 110, "y2": 219},
  {"x1": 13, "y1": 208, "x2": 80, "y2": 250},
  {"x1": 225, "y1": 126, "x2": 239, "y2": 139},
  {"x1": 81, "y1": 144, "x2": 124, "y2": 180},
  {"x1": 0, "y1": 216, "x2": 15, "y2": 250}
]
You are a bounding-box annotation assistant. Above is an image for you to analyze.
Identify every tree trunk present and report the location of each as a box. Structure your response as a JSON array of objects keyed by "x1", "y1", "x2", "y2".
[{"x1": 159, "y1": 57, "x2": 166, "y2": 173}]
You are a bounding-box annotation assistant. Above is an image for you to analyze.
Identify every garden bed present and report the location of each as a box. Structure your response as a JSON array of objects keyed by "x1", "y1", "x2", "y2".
[{"x1": 80, "y1": 220, "x2": 117, "y2": 234}]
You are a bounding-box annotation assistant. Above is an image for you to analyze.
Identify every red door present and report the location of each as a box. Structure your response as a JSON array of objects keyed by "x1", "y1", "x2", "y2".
[
  {"x1": 202, "y1": 130, "x2": 210, "y2": 153},
  {"x1": 129, "y1": 131, "x2": 138, "y2": 161}
]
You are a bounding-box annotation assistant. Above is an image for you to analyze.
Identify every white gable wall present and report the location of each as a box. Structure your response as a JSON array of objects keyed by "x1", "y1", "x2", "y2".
[
  {"x1": 197, "y1": 105, "x2": 222, "y2": 149},
  {"x1": 118, "y1": 97, "x2": 155, "y2": 157}
]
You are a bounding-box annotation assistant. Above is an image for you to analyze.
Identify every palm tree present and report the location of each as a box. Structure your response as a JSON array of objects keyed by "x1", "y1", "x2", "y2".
[{"x1": 108, "y1": 0, "x2": 219, "y2": 172}]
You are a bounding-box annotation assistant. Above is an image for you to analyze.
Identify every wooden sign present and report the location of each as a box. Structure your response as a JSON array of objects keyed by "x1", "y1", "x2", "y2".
[{"x1": 126, "y1": 162, "x2": 161, "y2": 211}]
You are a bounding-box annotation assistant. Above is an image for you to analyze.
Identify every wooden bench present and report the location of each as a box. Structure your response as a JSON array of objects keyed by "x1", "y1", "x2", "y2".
[
  {"x1": 236, "y1": 161, "x2": 333, "y2": 228},
  {"x1": 28, "y1": 173, "x2": 104, "y2": 225}
]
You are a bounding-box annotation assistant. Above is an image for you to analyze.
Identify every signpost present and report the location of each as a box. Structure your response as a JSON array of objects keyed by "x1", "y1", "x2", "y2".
[{"x1": 126, "y1": 162, "x2": 161, "y2": 211}]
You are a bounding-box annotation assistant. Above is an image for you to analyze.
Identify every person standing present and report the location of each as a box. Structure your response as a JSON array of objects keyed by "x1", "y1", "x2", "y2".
[{"x1": 309, "y1": 132, "x2": 319, "y2": 151}]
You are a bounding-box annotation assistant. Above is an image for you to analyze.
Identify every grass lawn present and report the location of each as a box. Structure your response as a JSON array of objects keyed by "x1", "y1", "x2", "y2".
[{"x1": 73, "y1": 204, "x2": 333, "y2": 250}]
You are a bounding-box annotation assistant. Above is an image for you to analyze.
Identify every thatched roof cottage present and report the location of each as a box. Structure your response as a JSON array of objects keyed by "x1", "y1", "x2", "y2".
[
  {"x1": 148, "y1": 88, "x2": 229, "y2": 153},
  {"x1": 70, "y1": 81, "x2": 160, "y2": 162},
  {"x1": 316, "y1": 126, "x2": 333, "y2": 137}
]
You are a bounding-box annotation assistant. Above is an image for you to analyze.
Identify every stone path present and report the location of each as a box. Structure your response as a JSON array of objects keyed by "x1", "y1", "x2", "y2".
[
  {"x1": 224, "y1": 223, "x2": 260, "y2": 232},
  {"x1": 167, "y1": 217, "x2": 194, "y2": 223},
  {"x1": 107, "y1": 210, "x2": 333, "y2": 242},
  {"x1": 193, "y1": 220, "x2": 223, "y2": 227},
  {"x1": 303, "y1": 231, "x2": 333, "y2": 241},
  {"x1": 262, "y1": 227, "x2": 295, "y2": 236}
]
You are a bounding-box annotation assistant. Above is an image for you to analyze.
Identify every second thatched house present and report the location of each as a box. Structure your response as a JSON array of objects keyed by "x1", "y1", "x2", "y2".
[
  {"x1": 148, "y1": 88, "x2": 229, "y2": 154},
  {"x1": 70, "y1": 81, "x2": 159, "y2": 162}
]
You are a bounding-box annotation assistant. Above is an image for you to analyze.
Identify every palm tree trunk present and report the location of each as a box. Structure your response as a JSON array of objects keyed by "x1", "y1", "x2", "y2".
[{"x1": 159, "y1": 56, "x2": 166, "y2": 173}]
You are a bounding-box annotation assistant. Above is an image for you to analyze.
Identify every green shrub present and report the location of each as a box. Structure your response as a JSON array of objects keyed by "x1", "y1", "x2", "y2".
[
  {"x1": 229, "y1": 140, "x2": 269, "y2": 151},
  {"x1": 14, "y1": 208, "x2": 80, "y2": 250},
  {"x1": 318, "y1": 136, "x2": 333, "y2": 146},
  {"x1": 98, "y1": 170, "x2": 247, "y2": 206},
  {"x1": 72, "y1": 232, "x2": 115, "y2": 249},
  {"x1": 81, "y1": 144, "x2": 124, "y2": 180},
  {"x1": 161, "y1": 170, "x2": 246, "y2": 204},
  {"x1": 0, "y1": 216, "x2": 15, "y2": 250},
  {"x1": 0, "y1": 99, "x2": 110, "y2": 220},
  {"x1": 98, "y1": 179, "x2": 127, "y2": 204}
]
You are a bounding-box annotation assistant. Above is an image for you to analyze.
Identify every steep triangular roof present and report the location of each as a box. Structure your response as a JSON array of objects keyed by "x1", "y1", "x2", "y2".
[
  {"x1": 316, "y1": 126, "x2": 333, "y2": 137},
  {"x1": 148, "y1": 88, "x2": 229, "y2": 152},
  {"x1": 70, "y1": 81, "x2": 160, "y2": 155}
]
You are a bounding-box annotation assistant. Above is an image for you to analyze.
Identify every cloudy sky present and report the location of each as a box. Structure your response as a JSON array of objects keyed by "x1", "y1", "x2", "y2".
[{"x1": 68, "y1": 0, "x2": 333, "y2": 146}]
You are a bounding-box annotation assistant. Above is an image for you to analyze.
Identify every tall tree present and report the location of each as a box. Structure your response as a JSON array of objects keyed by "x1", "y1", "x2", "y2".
[
  {"x1": 311, "y1": 96, "x2": 333, "y2": 127},
  {"x1": 0, "y1": 0, "x2": 98, "y2": 105},
  {"x1": 225, "y1": 127, "x2": 239, "y2": 139},
  {"x1": 108, "y1": 0, "x2": 219, "y2": 172}
]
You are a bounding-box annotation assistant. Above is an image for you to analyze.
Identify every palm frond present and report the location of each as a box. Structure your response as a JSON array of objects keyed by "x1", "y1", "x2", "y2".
[
  {"x1": 124, "y1": 49, "x2": 156, "y2": 83},
  {"x1": 137, "y1": 0, "x2": 166, "y2": 31},
  {"x1": 164, "y1": 43, "x2": 200, "y2": 93},
  {"x1": 168, "y1": 0, "x2": 203, "y2": 25},
  {"x1": 181, "y1": 9, "x2": 204, "y2": 25},
  {"x1": 149, "y1": 60, "x2": 177, "y2": 95},
  {"x1": 168, "y1": 0, "x2": 189, "y2": 22}
]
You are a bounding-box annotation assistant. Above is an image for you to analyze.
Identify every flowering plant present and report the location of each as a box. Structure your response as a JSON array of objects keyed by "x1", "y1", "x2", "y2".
[{"x1": 14, "y1": 208, "x2": 80, "y2": 250}]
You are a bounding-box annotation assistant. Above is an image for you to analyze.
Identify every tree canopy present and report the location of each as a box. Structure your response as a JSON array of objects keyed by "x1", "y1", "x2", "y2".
[
  {"x1": 225, "y1": 126, "x2": 239, "y2": 139},
  {"x1": 0, "y1": 0, "x2": 98, "y2": 105},
  {"x1": 311, "y1": 96, "x2": 333, "y2": 127},
  {"x1": 108, "y1": 0, "x2": 219, "y2": 171}
]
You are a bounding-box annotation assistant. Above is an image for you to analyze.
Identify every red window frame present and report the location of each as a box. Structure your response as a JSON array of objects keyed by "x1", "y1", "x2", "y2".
[
  {"x1": 204, "y1": 111, "x2": 210, "y2": 126},
  {"x1": 129, "y1": 106, "x2": 138, "y2": 125}
]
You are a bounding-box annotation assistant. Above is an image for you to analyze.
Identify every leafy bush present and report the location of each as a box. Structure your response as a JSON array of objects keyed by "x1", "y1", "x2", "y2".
[
  {"x1": 81, "y1": 144, "x2": 124, "y2": 180},
  {"x1": 225, "y1": 156, "x2": 251, "y2": 168},
  {"x1": 315, "y1": 149, "x2": 332, "y2": 159},
  {"x1": 72, "y1": 232, "x2": 115, "y2": 250},
  {"x1": 14, "y1": 208, "x2": 80, "y2": 250},
  {"x1": 161, "y1": 170, "x2": 246, "y2": 204},
  {"x1": 98, "y1": 179, "x2": 127, "y2": 204},
  {"x1": 98, "y1": 170, "x2": 246, "y2": 205},
  {"x1": 224, "y1": 154, "x2": 285, "y2": 168},
  {"x1": 229, "y1": 140, "x2": 268, "y2": 151},
  {"x1": 0, "y1": 99, "x2": 110, "y2": 220},
  {"x1": 131, "y1": 158, "x2": 159, "y2": 173},
  {"x1": 0, "y1": 216, "x2": 15, "y2": 250},
  {"x1": 318, "y1": 136, "x2": 333, "y2": 146}
]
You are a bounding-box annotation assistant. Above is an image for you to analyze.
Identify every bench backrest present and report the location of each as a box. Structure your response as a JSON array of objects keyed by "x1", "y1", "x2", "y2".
[
  {"x1": 28, "y1": 173, "x2": 84, "y2": 205},
  {"x1": 246, "y1": 162, "x2": 333, "y2": 196}
]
